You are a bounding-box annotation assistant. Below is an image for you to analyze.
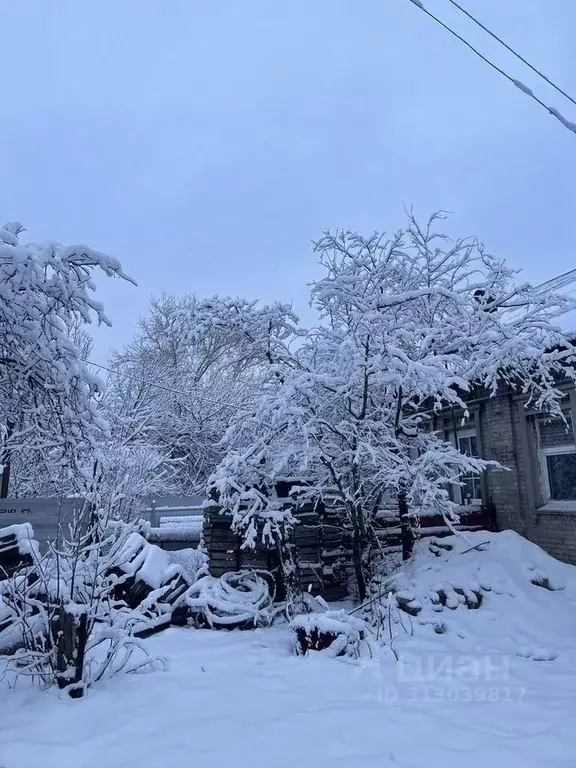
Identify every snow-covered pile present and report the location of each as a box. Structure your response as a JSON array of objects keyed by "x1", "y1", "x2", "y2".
[
  {"x1": 0, "y1": 523, "x2": 41, "y2": 578},
  {"x1": 0, "y1": 523, "x2": 43, "y2": 653},
  {"x1": 375, "y1": 529, "x2": 576, "y2": 661},
  {"x1": 0, "y1": 594, "x2": 29, "y2": 654},
  {"x1": 168, "y1": 547, "x2": 208, "y2": 582},
  {"x1": 186, "y1": 570, "x2": 274, "y2": 629},
  {"x1": 115, "y1": 532, "x2": 184, "y2": 590},
  {"x1": 291, "y1": 609, "x2": 366, "y2": 658}
]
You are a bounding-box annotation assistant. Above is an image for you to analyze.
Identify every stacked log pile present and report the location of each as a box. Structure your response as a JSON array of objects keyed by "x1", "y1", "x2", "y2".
[
  {"x1": 0, "y1": 523, "x2": 38, "y2": 581},
  {"x1": 373, "y1": 506, "x2": 494, "y2": 556},
  {"x1": 203, "y1": 495, "x2": 349, "y2": 602},
  {"x1": 108, "y1": 532, "x2": 194, "y2": 637},
  {"x1": 0, "y1": 523, "x2": 41, "y2": 654}
]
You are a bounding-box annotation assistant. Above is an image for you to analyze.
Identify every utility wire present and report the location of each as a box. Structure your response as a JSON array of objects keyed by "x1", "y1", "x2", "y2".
[
  {"x1": 446, "y1": 0, "x2": 576, "y2": 109},
  {"x1": 532, "y1": 267, "x2": 576, "y2": 295},
  {"x1": 407, "y1": 0, "x2": 576, "y2": 136},
  {"x1": 83, "y1": 358, "x2": 244, "y2": 411}
]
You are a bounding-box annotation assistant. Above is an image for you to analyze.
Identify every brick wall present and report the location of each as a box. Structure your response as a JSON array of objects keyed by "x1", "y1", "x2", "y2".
[
  {"x1": 479, "y1": 392, "x2": 576, "y2": 565},
  {"x1": 527, "y1": 512, "x2": 576, "y2": 563},
  {"x1": 481, "y1": 395, "x2": 528, "y2": 535}
]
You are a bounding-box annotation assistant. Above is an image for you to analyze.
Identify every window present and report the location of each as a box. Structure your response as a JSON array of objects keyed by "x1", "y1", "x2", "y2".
[
  {"x1": 536, "y1": 414, "x2": 576, "y2": 503},
  {"x1": 540, "y1": 446, "x2": 576, "y2": 502},
  {"x1": 456, "y1": 430, "x2": 482, "y2": 506}
]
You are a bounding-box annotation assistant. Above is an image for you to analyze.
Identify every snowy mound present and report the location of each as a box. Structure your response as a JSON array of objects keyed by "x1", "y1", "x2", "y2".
[{"x1": 379, "y1": 529, "x2": 576, "y2": 661}]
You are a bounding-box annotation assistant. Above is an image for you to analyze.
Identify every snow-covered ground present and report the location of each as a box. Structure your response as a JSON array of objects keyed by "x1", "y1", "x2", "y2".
[{"x1": 2, "y1": 531, "x2": 576, "y2": 768}]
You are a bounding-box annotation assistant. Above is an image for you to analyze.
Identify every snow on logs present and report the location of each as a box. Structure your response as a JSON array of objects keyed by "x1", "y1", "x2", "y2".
[
  {"x1": 290, "y1": 610, "x2": 366, "y2": 658},
  {"x1": 0, "y1": 523, "x2": 39, "y2": 581}
]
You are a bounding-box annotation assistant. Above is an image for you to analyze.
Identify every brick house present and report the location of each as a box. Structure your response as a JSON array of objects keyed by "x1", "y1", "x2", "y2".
[{"x1": 436, "y1": 379, "x2": 576, "y2": 565}]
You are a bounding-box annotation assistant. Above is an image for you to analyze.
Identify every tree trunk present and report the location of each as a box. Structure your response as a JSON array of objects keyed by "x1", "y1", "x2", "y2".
[
  {"x1": 276, "y1": 523, "x2": 298, "y2": 602},
  {"x1": 398, "y1": 487, "x2": 414, "y2": 561},
  {"x1": 350, "y1": 522, "x2": 367, "y2": 602},
  {"x1": 50, "y1": 601, "x2": 88, "y2": 697},
  {"x1": 69, "y1": 612, "x2": 88, "y2": 699},
  {"x1": 0, "y1": 420, "x2": 14, "y2": 499}
]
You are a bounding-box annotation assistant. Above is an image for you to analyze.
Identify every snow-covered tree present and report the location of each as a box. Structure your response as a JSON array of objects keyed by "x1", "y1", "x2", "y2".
[
  {"x1": 106, "y1": 294, "x2": 298, "y2": 497},
  {"x1": 0, "y1": 222, "x2": 134, "y2": 495},
  {"x1": 210, "y1": 212, "x2": 576, "y2": 600},
  {"x1": 94, "y1": 372, "x2": 179, "y2": 520},
  {"x1": 1, "y1": 503, "x2": 166, "y2": 697}
]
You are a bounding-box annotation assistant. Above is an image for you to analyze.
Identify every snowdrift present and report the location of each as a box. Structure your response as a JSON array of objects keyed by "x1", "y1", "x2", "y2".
[{"x1": 380, "y1": 529, "x2": 576, "y2": 661}]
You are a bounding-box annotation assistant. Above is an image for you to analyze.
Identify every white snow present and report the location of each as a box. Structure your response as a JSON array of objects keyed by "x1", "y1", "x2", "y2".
[
  {"x1": 380, "y1": 530, "x2": 576, "y2": 662},
  {"x1": 115, "y1": 532, "x2": 182, "y2": 589},
  {"x1": 290, "y1": 609, "x2": 366, "y2": 636},
  {"x1": 158, "y1": 515, "x2": 204, "y2": 532},
  {"x1": 0, "y1": 522, "x2": 40, "y2": 558},
  {"x1": 168, "y1": 547, "x2": 208, "y2": 581},
  {"x1": 1, "y1": 530, "x2": 576, "y2": 767},
  {"x1": 147, "y1": 515, "x2": 204, "y2": 542}
]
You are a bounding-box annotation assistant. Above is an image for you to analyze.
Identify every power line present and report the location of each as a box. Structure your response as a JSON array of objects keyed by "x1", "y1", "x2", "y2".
[
  {"x1": 407, "y1": 0, "x2": 576, "y2": 136},
  {"x1": 83, "y1": 358, "x2": 245, "y2": 412},
  {"x1": 533, "y1": 267, "x2": 576, "y2": 296},
  {"x1": 446, "y1": 0, "x2": 576, "y2": 109}
]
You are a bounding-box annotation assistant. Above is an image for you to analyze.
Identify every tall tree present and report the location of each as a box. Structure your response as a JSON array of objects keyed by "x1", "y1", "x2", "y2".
[
  {"x1": 0, "y1": 221, "x2": 134, "y2": 495},
  {"x1": 106, "y1": 294, "x2": 298, "y2": 497},
  {"x1": 209, "y1": 212, "x2": 576, "y2": 600}
]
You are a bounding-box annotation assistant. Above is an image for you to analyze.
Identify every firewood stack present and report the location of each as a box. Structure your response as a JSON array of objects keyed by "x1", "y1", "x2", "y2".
[{"x1": 0, "y1": 523, "x2": 37, "y2": 581}]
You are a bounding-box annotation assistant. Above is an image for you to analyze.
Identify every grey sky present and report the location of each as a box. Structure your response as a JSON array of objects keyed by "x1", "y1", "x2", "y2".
[{"x1": 1, "y1": 0, "x2": 575, "y2": 360}]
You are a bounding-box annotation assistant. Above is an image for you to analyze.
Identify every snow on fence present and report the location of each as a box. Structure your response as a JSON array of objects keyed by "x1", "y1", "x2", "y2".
[
  {"x1": 140, "y1": 497, "x2": 205, "y2": 529},
  {"x1": 0, "y1": 498, "x2": 85, "y2": 547}
]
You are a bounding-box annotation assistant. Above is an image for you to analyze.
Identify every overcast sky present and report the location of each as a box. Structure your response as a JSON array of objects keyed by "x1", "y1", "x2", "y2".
[{"x1": 1, "y1": 0, "x2": 575, "y2": 360}]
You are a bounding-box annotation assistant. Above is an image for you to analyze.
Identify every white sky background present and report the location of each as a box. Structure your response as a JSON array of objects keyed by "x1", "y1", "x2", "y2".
[{"x1": 1, "y1": 0, "x2": 576, "y2": 359}]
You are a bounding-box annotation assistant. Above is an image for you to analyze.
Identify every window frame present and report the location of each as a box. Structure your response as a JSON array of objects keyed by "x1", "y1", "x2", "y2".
[
  {"x1": 451, "y1": 427, "x2": 483, "y2": 507},
  {"x1": 538, "y1": 443, "x2": 576, "y2": 503}
]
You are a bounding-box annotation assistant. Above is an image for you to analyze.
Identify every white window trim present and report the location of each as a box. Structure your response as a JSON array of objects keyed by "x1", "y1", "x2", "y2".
[
  {"x1": 449, "y1": 428, "x2": 482, "y2": 506},
  {"x1": 538, "y1": 444, "x2": 576, "y2": 503}
]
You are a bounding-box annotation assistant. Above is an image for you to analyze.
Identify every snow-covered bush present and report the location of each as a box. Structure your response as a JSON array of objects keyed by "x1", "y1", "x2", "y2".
[
  {"x1": 290, "y1": 610, "x2": 366, "y2": 658},
  {"x1": 1, "y1": 514, "x2": 168, "y2": 697}
]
